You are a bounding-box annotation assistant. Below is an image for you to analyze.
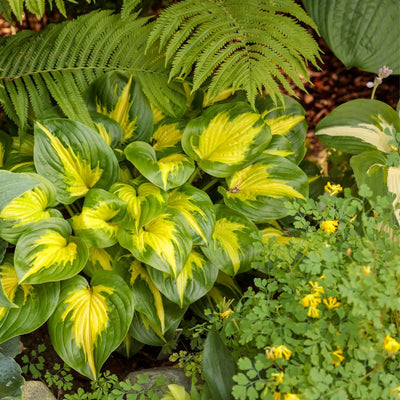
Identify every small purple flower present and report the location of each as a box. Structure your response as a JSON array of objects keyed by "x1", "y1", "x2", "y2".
[
  {"x1": 378, "y1": 65, "x2": 393, "y2": 78},
  {"x1": 366, "y1": 81, "x2": 375, "y2": 88}
]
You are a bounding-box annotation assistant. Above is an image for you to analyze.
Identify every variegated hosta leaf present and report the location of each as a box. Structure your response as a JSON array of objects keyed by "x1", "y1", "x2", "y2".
[
  {"x1": 168, "y1": 184, "x2": 216, "y2": 246},
  {"x1": 150, "y1": 119, "x2": 186, "y2": 158},
  {"x1": 261, "y1": 135, "x2": 295, "y2": 163},
  {"x1": 219, "y1": 154, "x2": 308, "y2": 222},
  {"x1": 262, "y1": 227, "x2": 294, "y2": 245},
  {"x1": 0, "y1": 171, "x2": 61, "y2": 244},
  {"x1": 85, "y1": 71, "x2": 153, "y2": 143},
  {"x1": 201, "y1": 205, "x2": 262, "y2": 276},
  {"x1": 351, "y1": 151, "x2": 400, "y2": 225},
  {"x1": 315, "y1": 99, "x2": 400, "y2": 154},
  {"x1": 255, "y1": 94, "x2": 307, "y2": 165},
  {"x1": 118, "y1": 209, "x2": 192, "y2": 277},
  {"x1": 3, "y1": 134, "x2": 35, "y2": 173},
  {"x1": 191, "y1": 271, "x2": 242, "y2": 321},
  {"x1": 148, "y1": 248, "x2": 219, "y2": 308},
  {"x1": 125, "y1": 141, "x2": 195, "y2": 190},
  {"x1": 110, "y1": 180, "x2": 167, "y2": 233},
  {"x1": 91, "y1": 112, "x2": 124, "y2": 148},
  {"x1": 48, "y1": 271, "x2": 134, "y2": 380},
  {"x1": 34, "y1": 119, "x2": 120, "y2": 204},
  {"x1": 71, "y1": 189, "x2": 127, "y2": 248},
  {"x1": 83, "y1": 245, "x2": 127, "y2": 277},
  {"x1": 129, "y1": 297, "x2": 187, "y2": 346},
  {"x1": 14, "y1": 218, "x2": 87, "y2": 284},
  {"x1": 0, "y1": 256, "x2": 60, "y2": 344},
  {"x1": 181, "y1": 102, "x2": 271, "y2": 177}
]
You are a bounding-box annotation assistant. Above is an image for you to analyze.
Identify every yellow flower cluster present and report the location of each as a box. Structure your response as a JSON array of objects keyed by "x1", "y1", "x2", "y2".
[
  {"x1": 220, "y1": 308, "x2": 233, "y2": 319},
  {"x1": 265, "y1": 345, "x2": 292, "y2": 361},
  {"x1": 390, "y1": 386, "x2": 400, "y2": 397},
  {"x1": 324, "y1": 182, "x2": 343, "y2": 196},
  {"x1": 320, "y1": 220, "x2": 339, "y2": 235},
  {"x1": 302, "y1": 282, "x2": 340, "y2": 318},
  {"x1": 331, "y1": 349, "x2": 344, "y2": 366},
  {"x1": 383, "y1": 335, "x2": 400, "y2": 353},
  {"x1": 274, "y1": 393, "x2": 300, "y2": 400}
]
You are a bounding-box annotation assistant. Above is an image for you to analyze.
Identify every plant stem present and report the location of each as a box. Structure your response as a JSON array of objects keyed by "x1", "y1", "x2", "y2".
[
  {"x1": 188, "y1": 166, "x2": 201, "y2": 184},
  {"x1": 201, "y1": 178, "x2": 219, "y2": 192},
  {"x1": 65, "y1": 205, "x2": 75, "y2": 218}
]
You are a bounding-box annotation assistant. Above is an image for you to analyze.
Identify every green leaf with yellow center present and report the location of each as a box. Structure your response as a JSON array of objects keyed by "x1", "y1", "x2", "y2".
[
  {"x1": 71, "y1": 189, "x2": 127, "y2": 248},
  {"x1": 0, "y1": 255, "x2": 60, "y2": 344},
  {"x1": 117, "y1": 209, "x2": 192, "y2": 277},
  {"x1": 148, "y1": 248, "x2": 218, "y2": 308},
  {"x1": 14, "y1": 218, "x2": 88, "y2": 284},
  {"x1": 315, "y1": 99, "x2": 400, "y2": 154},
  {"x1": 48, "y1": 271, "x2": 134, "y2": 380},
  {"x1": 83, "y1": 245, "x2": 127, "y2": 277},
  {"x1": 220, "y1": 154, "x2": 308, "y2": 222},
  {"x1": 0, "y1": 171, "x2": 61, "y2": 244},
  {"x1": 168, "y1": 184, "x2": 215, "y2": 246},
  {"x1": 256, "y1": 94, "x2": 307, "y2": 165},
  {"x1": 201, "y1": 205, "x2": 261, "y2": 276},
  {"x1": 91, "y1": 112, "x2": 124, "y2": 148},
  {"x1": 86, "y1": 72, "x2": 153, "y2": 143},
  {"x1": 110, "y1": 181, "x2": 167, "y2": 233},
  {"x1": 34, "y1": 119, "x2": 120, "y2": 204},
  {"x1": 125, "y1": 141, "x2": 195, "y2": 191},
  {"x1": 181, "y1": 102, "x2": 271, "y2": 177},
  {"x1": 151, "y1": 120, "x2": 186, "y2": 158}
]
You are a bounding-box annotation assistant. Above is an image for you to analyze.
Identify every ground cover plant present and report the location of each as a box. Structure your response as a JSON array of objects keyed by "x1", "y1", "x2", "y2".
[{"x1": 0, "y1": 0, "x2": 399, "y2": 399}]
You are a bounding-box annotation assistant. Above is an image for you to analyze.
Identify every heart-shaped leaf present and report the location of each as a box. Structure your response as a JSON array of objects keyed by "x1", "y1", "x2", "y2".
[
  {"x1": 71, "y1": 189, "x2": 127, "y2": 248},
  {"x1": 219, "y1": 154, "x2": 308, "y2": 222},
  {"x1": 201, "y1": 205, "x2": 261, "y2": 276},
  {"x1": 181, "y1": 102, "x2": 271, "y2": 177},
  {"x1": 125, "y1": 141, "x2": 195, "y2": 190},
  {"x1": 48, "y1": 271, "x2": 134, "y2": 380},
  {"x1": 150, "y1": 119, "x2": 187, "y2": 158},
  {"x1": 168, "y1": 184, "x2": 216, "y2": 246},
  {"x1": 14, "y1": 218, "x2": 88, "y2": 284},
  {"x1": 0, "y1": 171, "x2": 61, "y2": 244},
  {"x1": 34, "y1": 119, "x2": 120, "y2": 204}
]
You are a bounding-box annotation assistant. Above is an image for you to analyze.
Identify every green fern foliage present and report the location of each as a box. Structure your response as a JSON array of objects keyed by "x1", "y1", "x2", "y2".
[
  {"x1": 0, "y1": 10, "x2": 186, "y2": 136},
  {"x1": 147, "y1": 0, "x2": 321, "y2": 106}
]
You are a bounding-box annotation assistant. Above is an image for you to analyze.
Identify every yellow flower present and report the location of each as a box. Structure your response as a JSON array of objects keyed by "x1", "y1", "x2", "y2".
[
  {"x1": 309, "y1": 281, "x2": 324, "y2": 295},
  {"x1": 389, "y1": 386, "x2": 400, "y2": 397},
  {"x1": 302, "y1": 293, "x2": 321, "y2": 308},
  {"x1": 331, "y1": 349, "x2": 344, "y2": 366},
  {"x1": 363, "y1": 266, "x2": 371, "y2": 276},
  {"x1": 220, "y1": 308, "x2": 233, "y2": 319},
  {"x1": 274, "y1": 392, "x2": 282, "y2": 400},
  {"x1": 383, "y1": 335, "x2": 400, "y2": 353},
  {"x1": 323, "y1": 296, "x2": 341, "y2": 310},
  {"x1": 271, "y1": 372, "x2": 284, "y2": 385},
  {"x1": 320, "y1": 220, "x2": 338, "y2": 235},
  {"x1": 307, "y1": 306, "x2": 320, "y2": 318},
  {"x1": 265, "y1": 345, "x2": 292, "y2": 360},
  {"x1": 284, "y1": 394, "x2": 301, "y2": 400},
  {"x1": 324, "y1": 182, "x2": 343, "y2": 196}
]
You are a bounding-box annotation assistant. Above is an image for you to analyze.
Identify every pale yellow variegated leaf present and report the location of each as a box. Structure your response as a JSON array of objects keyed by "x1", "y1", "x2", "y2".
[
  {"x1": 152, "y1": 123, "x2": 183, "y2": 152},
  {"x1": 263, "y1": 114, "x2": 304, "y2": 136},
  {"x1": 388, "y1": 166, "x2": 400, "y2": 224}
]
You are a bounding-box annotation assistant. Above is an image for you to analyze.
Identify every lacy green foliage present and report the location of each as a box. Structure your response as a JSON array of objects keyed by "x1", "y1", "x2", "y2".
[
  {"x1": 147, "y1": 0, "x2": 321, "y2": 107},
  {"x1": 0, "y1": 10, "x2": 185, "y2": 137},
  {"x1": 199, "y1": 188, "x2": 400, "y2": 399}
]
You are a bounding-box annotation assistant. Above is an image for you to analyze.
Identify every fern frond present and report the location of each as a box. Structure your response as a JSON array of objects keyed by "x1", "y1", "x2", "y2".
[
  {"x1": 147, "y1": 0, "x2": 321, "y2": 106},
  {"x1": 0, "y1": 10, "x2": 186, "y2": 136}
]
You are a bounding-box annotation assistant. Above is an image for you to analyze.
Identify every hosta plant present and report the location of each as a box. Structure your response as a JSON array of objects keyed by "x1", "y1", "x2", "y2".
[{"x1": 0, "y1": 71, "x2": 309, "y2": 380}]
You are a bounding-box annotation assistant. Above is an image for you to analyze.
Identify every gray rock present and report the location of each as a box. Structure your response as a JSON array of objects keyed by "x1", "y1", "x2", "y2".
[
  {"x1": 125, "y1": 367, "x2": 191, "y2": 394},
  {"x1": 22, "y1": 381, "x2": 56, "y2": 400}
]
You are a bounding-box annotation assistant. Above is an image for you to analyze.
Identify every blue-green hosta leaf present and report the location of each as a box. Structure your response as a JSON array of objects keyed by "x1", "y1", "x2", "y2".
[
  {"x1": 181, "y1": 102, "x2": 271, "y2": 177},
  {"x1": 86, "y1": 71, "x2": 153, "y2": 143},
  {"x1": 201, "y1": 205, "x2": 262, "y2": 276},
  {"x1": 71, "y1": 189, "x2": 127, "y2": 248},
  {"x1": 118, "y1": 209, "x2": 192, "y2": 277},
  {"x1": 351, "y1": 151, "x2": 400, "y2": 225},
  {"x1": 0, "y1": 354, "x2": 24, "y2": 399},
  {"x1": 110, "y1": 180, "x2": 167, "y2": 233},
  {"x1": 0, "y1": 171, "x2": 61, "y2": 244},
  {"x1": 302, "y1": 0, "x2": 400, "y2": 73},
  {"x1": 129, "y1": 297, "x2": 187, "y2": 347},
  {"x1": 48, "y1": 271, "x2": 134, "y2": 380},
  {"x1": 91, "y1": 112, "x2": 124, "y2": 149},
  {"x1": 0, "y1": 257, "x2": 60, "y2": 344},
  {"x1": 14, "y1": 218, "x2": 88, "y2": 284},
  {"x1": 219, "y1": 154, "x2": 308, "y2": 222},
  {"x1": 315, "y1": 99, "x2": 400, "y2": 154},
  {"x1": 168, "y1": 184, "x2": 215, "y2": 246},
  {"x1": 125, "y1": 141, "x2": 195, "y2": 190},
  {"x1": 150, "y1": 119, "x2": 186, "y2": 158},
  {"x1": 148, "y1": 248, "x2": 219, "y2": 308},
  {"x1": 256, "y1": 94, "x2": 307, "y2": 165},
  {"x1": 34, "y1": 119, "x2": 120, "y2": 204}
]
